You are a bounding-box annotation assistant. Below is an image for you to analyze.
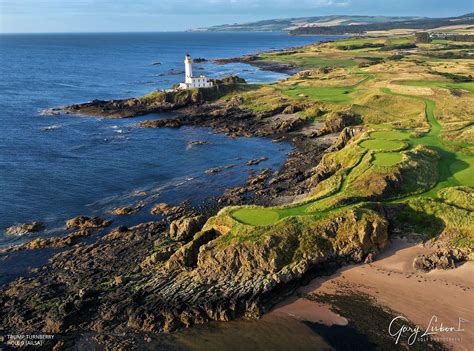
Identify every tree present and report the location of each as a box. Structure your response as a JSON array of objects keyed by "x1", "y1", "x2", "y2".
[{"x1": 415, "y1": 32, "x2": 432, "y2": 43}]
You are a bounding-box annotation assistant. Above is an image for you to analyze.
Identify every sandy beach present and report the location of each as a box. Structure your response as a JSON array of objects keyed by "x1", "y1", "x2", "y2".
[{"x1": 269, "y1": 237, "x2": 474, "y2": 350}]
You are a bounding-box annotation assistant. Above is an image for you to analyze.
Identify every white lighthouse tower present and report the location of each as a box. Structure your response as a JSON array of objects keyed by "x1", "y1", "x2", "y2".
[
  {"x1": 179, "y1": 54, "x2": 213, "y2": 90},
  {"x1": 185, "y1": 54, "x2": 193, "y2": 81}
]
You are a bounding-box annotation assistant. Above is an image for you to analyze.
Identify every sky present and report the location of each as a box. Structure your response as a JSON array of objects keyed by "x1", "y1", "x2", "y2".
[{"x1": 0, "y1": 0, "x2": 472, "y2": 33}]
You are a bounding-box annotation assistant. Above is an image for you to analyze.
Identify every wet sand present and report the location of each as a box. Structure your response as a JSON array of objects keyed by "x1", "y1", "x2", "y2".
[
  {"x1": 154, "y1": 315, "x2": 331, "y2": 351},
  {"x1": 267, "y1": 237, "x2": 474, "y2": 350}
]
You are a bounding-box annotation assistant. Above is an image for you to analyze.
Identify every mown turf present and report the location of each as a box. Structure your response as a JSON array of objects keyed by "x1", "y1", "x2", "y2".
[
  {"x1": 372, "y1": 152, "x2": 403, "y2": 166},
  {"x1": 360, "y1": 139, "x2": 406, "y2": 151},
  {"x1": 231, "y1": 208, "x2": 280, "y2": 226},
  {"x1": 370, "y1": 130, "x2": 408, "y2": 140},
  {"x1": 280, "y1": 73, "x2": 373, "y2": 104},
  {"x1": 282, "y1": 86, "x2": 354, "y2": 103}
]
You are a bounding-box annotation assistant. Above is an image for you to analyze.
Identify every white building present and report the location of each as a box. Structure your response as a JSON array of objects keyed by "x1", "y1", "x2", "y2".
[{"x1": 179, "y1": 54, "x2": 214, "y2": 90}]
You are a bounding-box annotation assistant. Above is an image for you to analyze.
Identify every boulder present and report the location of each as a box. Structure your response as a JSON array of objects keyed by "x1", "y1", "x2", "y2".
[
  {"x1": 111, "y1": 203, "x2": 144, "y2": 216},
  {"x1": 319, "y1": 111, "x2": 362, "y2": 135},
  {"x1": 25, "y1": 230, "x2": 91, "y2": 250},
  {"x1": 245, "y1": 157, "x2": 268, "y2": 166},
  {"x1": 5, "y1": 222, "x2": 45, "y2": 235},
  {"x1": 150, "y1": 203, "x2": 170, "y2": 215},
  {"x1": 413, "y1": 249, "x2": 468, "y2": 272},
  {"x1": 187, "y1": 140, "x2": 212, "y2": 146},
  {"x1": 66, "y1": 216, "x2": 112, "y2": 230},
  {"x1": 282, "y1": 105, "x2": 301, "y2": 114},
  {"x1": 169, "y1": 215, "x2": 205, "y2": 241}
]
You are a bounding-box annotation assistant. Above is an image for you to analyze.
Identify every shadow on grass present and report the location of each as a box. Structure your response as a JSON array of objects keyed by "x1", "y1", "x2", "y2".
[{"x1": 392, "y1": 205, "x2": 445, "y2": 239}]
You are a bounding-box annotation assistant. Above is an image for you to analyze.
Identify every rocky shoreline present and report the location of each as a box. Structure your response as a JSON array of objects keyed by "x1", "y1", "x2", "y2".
[
  {"x1": 0, "y1": 62, "x2": 376, "y2": 349},
  {"x1": 213, "y1": 55, "x2": 298, "y2": 75}
]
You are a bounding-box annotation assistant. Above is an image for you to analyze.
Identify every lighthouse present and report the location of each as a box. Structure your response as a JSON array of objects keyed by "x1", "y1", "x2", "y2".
[
  {"x1": 179, "y1": 54, "x2": 213, "y2": 90},
  {"x1": 185, "y1": 54, "x2": 193, "y2": 82}
]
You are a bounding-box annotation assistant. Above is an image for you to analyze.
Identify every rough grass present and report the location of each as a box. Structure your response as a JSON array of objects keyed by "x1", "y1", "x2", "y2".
[
  {"x1": 398, "y1": 80, "x2": 474, "y2": 93},
  {"x1": 351, "y1": 92, "x2": 426, "y2": 128},
  {"x1": 236, "y1": 86, "x2": 295, "y2": 114},
  {"x1": 260, "y1": 53, "x2": 356, "y2": 69},
  {"x1": 438, "y1": 186, "x2": 474, "y2": 211}
]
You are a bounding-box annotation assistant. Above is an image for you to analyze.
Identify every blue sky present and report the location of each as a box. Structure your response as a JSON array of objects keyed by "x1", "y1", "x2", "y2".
[{"x1": 1, "y1": 0, "x2": 472, "y2": 33}]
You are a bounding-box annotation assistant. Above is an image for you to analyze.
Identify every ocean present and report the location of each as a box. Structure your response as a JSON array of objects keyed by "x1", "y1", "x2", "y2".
[{"x1": 0, "y1": 32, "x2": 332, "y2": 248}]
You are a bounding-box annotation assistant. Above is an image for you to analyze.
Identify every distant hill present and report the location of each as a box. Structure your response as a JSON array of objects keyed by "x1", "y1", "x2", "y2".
[
  {"x1": 190, "y1": 14, "x2": 474, "y2": 35},
  {"x1": 290, "y1": 13, "x2": 474, "y2": 35},
  {"x1": 190, "y1": 15, "x2": 424, "y2": 32}
]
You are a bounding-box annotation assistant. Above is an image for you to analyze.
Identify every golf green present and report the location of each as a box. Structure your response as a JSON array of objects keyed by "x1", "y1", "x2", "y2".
[
  {"x1": 372, "y1": 152, "x2": 403, "y2": 167},
  {"x1": 360, "y1": 139, "x2": 406, "y2": 151},
  {"x1": 231, "y1": 208, "x2": 280, "y2": 226},
  {"x1": 370, "y1": 130, "x2": 407, "y2": 140}
]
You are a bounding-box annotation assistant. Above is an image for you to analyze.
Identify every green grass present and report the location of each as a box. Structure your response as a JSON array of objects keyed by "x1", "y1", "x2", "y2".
[
  {"x1": 372, "y1": 152, "x2": 403, "y2": 166},
  {"x1": 386, "y1": 37, "x2": 415, "y2": 45},
  {"x1": 282, "y1": 86, "x2": 354, "y2": 103},
  {"x1": 382, "y1": 87, "x2": 474, "y2": 196},
  {"x1": 360, "y1": 139, "x2": 406, "y2": 151},
  {"x1": 280, "y1": 73, "x2": 373, "y2": 104},
  {"x1": 260, "y1": 53, "x2": 356, "y2": 69},
  {"x1": 231, "y1": 207, "x2": 280, "y2": 226},
  {"x1": 438, "y1": 186, "x2": 474, "y2": 211},
  {"x1": 226, "y1": 45, "x2": 473, "y2": 228},
  {"x1": 397, "y1": 80, "x2": 474, "y2": 93},
  {"x1": 370, "y1": 130, "x2": 408, "y2": 140},
  {"x1": 231, "y1": 82, "x2": 472, "y2": 227}
]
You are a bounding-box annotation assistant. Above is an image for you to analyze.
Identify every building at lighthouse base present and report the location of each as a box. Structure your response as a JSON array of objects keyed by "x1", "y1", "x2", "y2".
[{"x1": 179, "y1": 75, "x2": 213, "y2": 90}]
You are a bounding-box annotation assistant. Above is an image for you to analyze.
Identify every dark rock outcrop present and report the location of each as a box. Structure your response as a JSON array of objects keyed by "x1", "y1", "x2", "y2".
[
  {"x1": 5, "y1": 222, "x2": 45, "y2": 235},
  {"x1": 61, "y1": 76, "x2": 248, "y2": 118},
  {"x1": 318, "y1": 110, "x2": 362, "y2": 136},
  {"x1": 188, "y1": 140, "x2": 212, "y2": 146},
  {"x1": 214, "y1": 56, "x2": 297, "y2": 74},
  {"x1": 245, "y1": 157, "x2": 268, "y2": 166},
  {"x1": 0, "y1": 205, "x2": 389, "y2": 349},
  {"x1": 111, "y1": 202, "x2": 145, "y2": 216},
  {"x1": 25, "y1": 230, "x2": 92, "y2": 250},
  {"x1": 413, "y1": 248, "x2": 469, "y2": 272},
  {"x1": 168, "y1": 215, "x2": 205, "y2": 241},
  {"x1": 66, "y1": 216, "x2": 112, "y2": 230}
]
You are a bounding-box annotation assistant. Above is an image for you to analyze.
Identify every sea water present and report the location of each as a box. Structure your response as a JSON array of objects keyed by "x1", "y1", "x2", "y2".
[{"x1": 0, "y1": 32, "x2": 331, "y2": 246}]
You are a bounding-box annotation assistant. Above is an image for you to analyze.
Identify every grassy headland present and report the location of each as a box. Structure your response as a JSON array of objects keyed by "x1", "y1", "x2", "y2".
[{"x1": 213, "y1": 34, "x2": 473, "y2": 250}]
